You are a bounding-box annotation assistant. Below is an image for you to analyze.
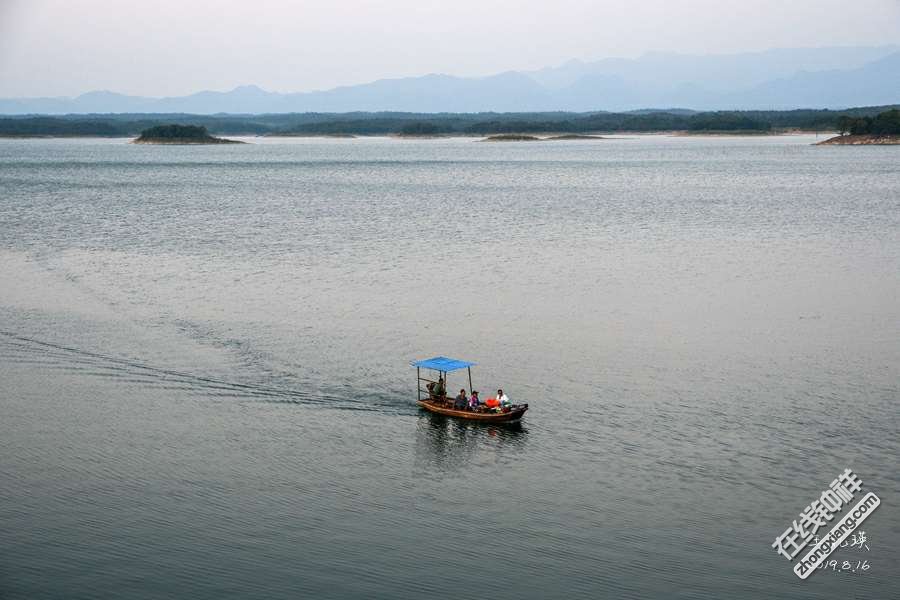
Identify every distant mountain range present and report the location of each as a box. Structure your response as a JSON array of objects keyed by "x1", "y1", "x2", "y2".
[{"x1": 2, "y1": 46, "x2": 898, "y2": 114}]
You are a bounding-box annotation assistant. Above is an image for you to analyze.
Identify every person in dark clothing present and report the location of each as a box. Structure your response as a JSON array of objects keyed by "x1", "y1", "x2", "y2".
[
  {"x1": 454, "y1": 389, "x2": 468, "y2": 410},
  {"x1": 429, "y1": 376, "x2": 445, "y2": 399}
]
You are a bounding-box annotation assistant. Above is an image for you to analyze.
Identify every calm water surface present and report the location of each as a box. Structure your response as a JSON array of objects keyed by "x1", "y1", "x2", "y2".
[{"x1": 1, "y1": 136, "x2": 898, "y2": 599}]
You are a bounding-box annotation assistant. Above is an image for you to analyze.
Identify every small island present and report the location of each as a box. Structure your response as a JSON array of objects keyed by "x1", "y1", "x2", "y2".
[
  {"x1": 817, "y1": 109, "x2": 900, "y2": 145},
  {"x1": 481, "y1": 133, "x2": 608, "y2": 141},
  {"x1": 545, "y1": 134, "x2": 606, "y2": 140},
  {"x1": 481, "y1": 134, "x2": 541, "y2": 142},
  {"x1": 133, "y1": 124, "x2": 244, "y2": 144}
]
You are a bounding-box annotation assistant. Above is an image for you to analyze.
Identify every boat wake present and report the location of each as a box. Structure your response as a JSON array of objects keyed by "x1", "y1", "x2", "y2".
[{"x1": 0, "y1": 330, "x2": 407, "y2": 413}]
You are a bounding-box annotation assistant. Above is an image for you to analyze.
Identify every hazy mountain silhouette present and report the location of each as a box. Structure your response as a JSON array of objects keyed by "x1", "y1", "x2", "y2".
[
  {"x1": 1, "y1": 46, "x2": 897, "y2": 114},
  {"x1": 727, "y1": 52, "x2": 900, "y2": 108}
]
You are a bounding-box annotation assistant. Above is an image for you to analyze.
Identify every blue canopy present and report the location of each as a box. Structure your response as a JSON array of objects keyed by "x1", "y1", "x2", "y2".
[{"x1": 411, "y1": 356, "x2": 476, "y2": 372}]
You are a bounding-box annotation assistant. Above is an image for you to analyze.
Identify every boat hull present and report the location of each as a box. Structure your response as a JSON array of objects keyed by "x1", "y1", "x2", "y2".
[{"x1": 417, "y1": 399, "x2": 528, "y2": 422}]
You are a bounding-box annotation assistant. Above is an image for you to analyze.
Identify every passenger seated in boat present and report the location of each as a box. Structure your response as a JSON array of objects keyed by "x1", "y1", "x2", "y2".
[
  {"x1": 454, "y1": 389, "x2": 468, "y2": 410},
  {"x1": 497, "y1": 389, "x2": 511, "y2": 408},
  {"x1": 468, "y1": 390, "x2": 480, "y2": 410},
  {"x1": 428, "y1": 376, "x2": 445, "y2": 399}
]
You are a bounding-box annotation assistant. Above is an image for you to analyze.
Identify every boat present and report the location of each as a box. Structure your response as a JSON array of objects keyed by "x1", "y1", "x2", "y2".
[{"x1": 411, "y1": 356, "x2": 529, "y2": 423}]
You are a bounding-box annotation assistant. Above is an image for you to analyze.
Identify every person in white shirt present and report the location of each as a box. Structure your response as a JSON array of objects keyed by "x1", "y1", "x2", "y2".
[{"x1": 497, "y1": 389, "x2": 511, "y2": 408}]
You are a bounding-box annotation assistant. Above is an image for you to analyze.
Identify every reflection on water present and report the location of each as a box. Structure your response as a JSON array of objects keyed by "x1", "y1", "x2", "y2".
[{"x1": 414, "y1": 412, "x2": 529, "y2": 473}]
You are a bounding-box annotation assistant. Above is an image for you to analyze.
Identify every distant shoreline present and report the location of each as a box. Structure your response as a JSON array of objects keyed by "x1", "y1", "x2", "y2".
[
  {"x1": 266, "y1": 132, "x2": 357, "y2": 138},
  {"x1": 0, "y1": 130, "x2": 851, "y2": 141},
  {"x1": 3, "y1": 106, "x2": 895, "y2": 139},
  {"x1": 0, "y1": 131, "x2": 838, "y2": 141}
]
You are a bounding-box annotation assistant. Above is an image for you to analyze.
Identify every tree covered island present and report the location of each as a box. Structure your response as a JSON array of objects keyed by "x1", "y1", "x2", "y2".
[
  {"x1": 818, "y1": 109, "x2": 900, "y2": 145},
  {"x1": 133, "y1": 124, "x2": 243, "y2": 144}
]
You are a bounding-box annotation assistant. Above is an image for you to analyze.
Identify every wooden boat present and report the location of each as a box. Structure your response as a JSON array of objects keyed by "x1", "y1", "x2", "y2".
[
  {"x1": 411, "y1": 356, "x2": 529, "y2": 423},
  {"x1": 416, "y1": 398, "x2": 529, "y2": 422}
]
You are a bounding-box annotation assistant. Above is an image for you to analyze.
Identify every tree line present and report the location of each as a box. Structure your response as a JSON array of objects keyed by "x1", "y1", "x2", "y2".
[
  {"x1": 836, "y1": 109, "x2": 900, "y2": 136},
  {"x1": 2, "y1": 106, "x2": 898, "y2": 137}
]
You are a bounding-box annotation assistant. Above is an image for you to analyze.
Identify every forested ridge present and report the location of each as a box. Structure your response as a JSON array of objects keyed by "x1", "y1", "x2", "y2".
[{"x1": 1, "y1": 106, "x2": 898, "y2": 137}]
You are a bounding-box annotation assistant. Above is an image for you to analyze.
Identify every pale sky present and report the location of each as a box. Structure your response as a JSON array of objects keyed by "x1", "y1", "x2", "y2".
[{"x1": 1, "y1": 0, "x2": 899, "y2": 97}]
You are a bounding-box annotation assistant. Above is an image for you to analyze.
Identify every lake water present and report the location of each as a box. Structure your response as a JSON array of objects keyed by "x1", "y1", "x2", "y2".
[{"x1": 1, "y1": 135, "x2": 898, "y2": 599}]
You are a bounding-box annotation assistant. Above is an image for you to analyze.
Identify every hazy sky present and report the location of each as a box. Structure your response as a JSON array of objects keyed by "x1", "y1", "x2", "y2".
[{"x1": 1, "y1": 0, "x2": 899, "y2": 97}]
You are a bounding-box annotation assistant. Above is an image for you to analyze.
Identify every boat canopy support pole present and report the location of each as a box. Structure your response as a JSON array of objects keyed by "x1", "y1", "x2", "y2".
[
  {"x1": 417, "y1": 367, "x2": 421, "y2": 401},
  {"x1": 468, "y1": 367, "x2": 473, "y2": 395}
]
